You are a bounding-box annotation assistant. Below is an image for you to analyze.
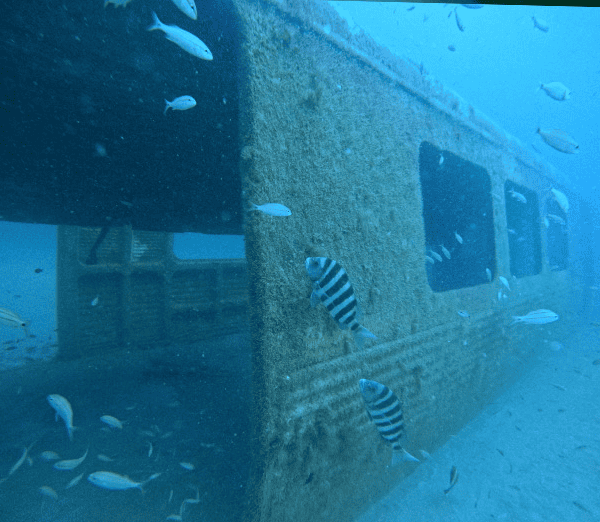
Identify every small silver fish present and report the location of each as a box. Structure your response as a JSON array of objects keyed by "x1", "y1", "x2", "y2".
[
  {"x1": 250, "y1": 202, "x2": 291, "y2": 216},
  {"x1": 486, "y1": 268, "x2": 492, "y2": 281},
  {"x1": 454, "y1": 231, "x2": 463, "y2": 244},
  {"x1": 179, "y1": 461, "x2": 195, "y2": 470},
  {"x1": 454, "y1": 8, "x2": 465, "y2": 32},
  {"x1": 8, "y1": 447, "x2": 29, "y2": 476},
  {"x1": 430, "y1": 250, "x2": 443, "y2": 263},
  {"x1": 97, "y1": 454, "x2": 115, "y2": 462},
  {"x1": 547, "y1": 214, "x2": 566, "y2": 226},
  {"x1": 101, "y1": 415, "x2": 124, "y2": 429},
  {"x1": 444, "y1": 465, "x2": 459, "y2": 494},
  {"x1": 499, "y1": 276, "x2": 510, "y2": 291},
  {"x1": 510, "y1": 309, "x2": 559, "y2": 325},
  {"x1": 537, "y1": 128, "x2": 579, "y2": 154},
  {"x1": 509, "y1": 189, "x2": 527, "y2": 204},
  {"x1": 457, "y1": 310, "x2": 470, "y2": 318},
  {"x1": 540, "y1": 82, "x2": 571, "y2": 101},
  {"x1": 40, "y1": 451, "x2": 61, "y2": 462},
  {"x1": 440, "y1": 245, "x2": 451, "y2": 259},
  {"x1": 53, "y1": 448, "x2": 88, "y2": 470},
  {"x1": 148, "y1": 12, "x2": 213, "y2": 61},
  {"x1": 170, "y1": 0, "x2": 197, "y2": 20},
  {"x1": 359, "y1": 379, "x2": 419, "y2": 466},
  {"x1": 0, "y1": 308, "x2": 29, "y2": 337},
  {"x1": 47, "y1": 394, "x2": 75, "y2": 441},
  {"x1": 87, "y1": 471, "x2": 160, "y2": 491},
  {"x1": 532, "y1": 16, "x2": 549, "y2": 32},
  {"x1": 425, "y1": 255, "x2": 435, "y2": 264},
  {"x1": 66, "y1": 472, "x2": 84, "y2": 489},
  {"x1": 551, "y1": 188, "x2": 569, "y2": 214},
  {"x1": 439, "y1": 153, "x2": 444, "y2": 165},
  {"x1": 39, "y1": 486, "x2": 58, "y2": 500},
  {"x1": 164, "y1": 96, "x2": 197, "y2": 115},
  {"x1": 91, "y1": 296, "x2": 99, "y2": 307}
]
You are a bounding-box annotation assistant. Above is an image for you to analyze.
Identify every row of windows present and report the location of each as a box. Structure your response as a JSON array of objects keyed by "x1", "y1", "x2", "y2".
[{"x1": 419, "y1": 142, "x2": 568, "y2": 293}]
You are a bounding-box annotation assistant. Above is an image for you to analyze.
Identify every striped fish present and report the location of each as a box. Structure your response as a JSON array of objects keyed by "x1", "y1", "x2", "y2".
[
  {"x1": 305, "y1": 257, "x2": 376, "y2": 348},
  {"x1": 0, "y1": 308, "x2": 29, "y2": 337},
  {"x1": 510, "y1": 309, "x2": 559, "y2": 325},
  {"x1": 359, "y1": 379, "x2": 419, "y2": 465}
]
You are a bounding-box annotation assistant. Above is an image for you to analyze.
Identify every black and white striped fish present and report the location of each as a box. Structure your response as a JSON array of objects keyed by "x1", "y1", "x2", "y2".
[
  {"x1": 305, "y1": 257, "x2": 376, "y2": 348},
  {"x1": 359, "y1": 379, "x2": 419, "y2": 465}
]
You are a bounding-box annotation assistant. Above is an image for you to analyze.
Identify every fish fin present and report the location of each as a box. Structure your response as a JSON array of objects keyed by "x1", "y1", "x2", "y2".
[
  {"x1": 391, "y1": 448, "x2": 420, "y2": 466},
  {"x1": 509, "y1": 317, "x2": 520, "y2": 326},
  {"x1": 147, "y1": 12, "x2": 162, "y2": 32},
  {"x1": 164, "y1": 101, "x2": 170, "y2": 115},
  {"x1": 353, "y1": 326, "x2": 377, "y2": 349},
  {"x1": 309, "y1": 289, "x2": 322, "y2": 308}
]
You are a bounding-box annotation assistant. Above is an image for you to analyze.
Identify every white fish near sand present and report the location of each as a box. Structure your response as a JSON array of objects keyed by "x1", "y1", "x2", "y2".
[
  {"x1": 486, "y1": 268, "x2": 492, "y2": 281},
  {"x1": 359, "y1": 379, "x2": 419, "y2": 466},
  {"x1": 164, "y1": 96, "x2": 196, "y2": 115},
  {"x1": 440, "y1": 245, "x2": 451, "y2": 259},
  {"x1": 101, "y1": 415, "x2": 124, "y2": 429},
  {"x1": 499, "y1": 276, "x2": 510, "y2": 291},
  {"x1": 148, "y1": 12, "x2": 213, "y2": 60},
  {"x1": 170, "y1": 0, "x2": 197, "y2": 20},
  {"x1": 250, "y1": 202, "x2": 291, "y2": 217},
  {"x1": 454, "y1": 231, "x2": 463, "y2": 244},
  {"x1": 53, "y1": 448, "x2": 88, "y2": 470},
  {"x1": 551, "y1": 188, "x2": 569, "y2": 214},
  {"x1": 305, "y1": 257, "x2": 377, "y2": 349},
  {"x1": 425, "y1": 255, "x2": 435, "y2": 264},
  {"x1": 532, "y1": 16, "x2": 549, "y2": 32},
  {"x1": 511, "y1": 309, "x2": 559, "y2": 325},
  {"x1": 537, "y1": 128, "x2": 579, "y2": 154},
  {"x1": 47, "y1": 394, "x2": 75, "y2": 441},
  {"x1": 87, "y1": 471, "x2": 161, "y2": 491},
  {"x1": 179, "y1": 461, "x2": 195, "y2": 470},
  {"x1": 509, "y1": 189, "x2": 527, "y2": 204},
  {"x1": 0, "y1": 307, "x2": 29, "y2": 337},
  {"x1": 457, "y1": 310, "x2": 470, "y2": 318},
  {"x1": 539, "y1": 82, "x2": 571, "y2": 101}
]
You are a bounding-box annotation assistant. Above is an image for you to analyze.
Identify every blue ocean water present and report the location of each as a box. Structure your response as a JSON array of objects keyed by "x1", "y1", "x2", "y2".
[{"x1": 1, "y1": 3, "x2": 599, "y2": 522}]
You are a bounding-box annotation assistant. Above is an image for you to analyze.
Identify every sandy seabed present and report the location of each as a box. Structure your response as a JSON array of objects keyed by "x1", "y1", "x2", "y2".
[{"x1": 355, "y1": 327, "x2": 600, "y2": 522}]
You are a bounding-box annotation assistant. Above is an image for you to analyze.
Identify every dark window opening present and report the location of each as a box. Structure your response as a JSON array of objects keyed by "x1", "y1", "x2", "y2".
[
  {"x1": 545, "y1": 195, "x2": 569, "y2": 271},
  {"x1": 419, "y1": 142, "x2": 496, "y2": 292},
  {"x1": 504, "y1": 181, "x2": 542, "y2": 278}
]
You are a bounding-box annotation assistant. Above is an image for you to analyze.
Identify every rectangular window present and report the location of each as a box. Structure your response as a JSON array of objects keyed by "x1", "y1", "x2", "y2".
[
  {"x1": 419, "y1": 142, "x2": 496, "y2": 292},
  {"x1": 504, "y1": 181, "x2": 542, "y2": 278}
]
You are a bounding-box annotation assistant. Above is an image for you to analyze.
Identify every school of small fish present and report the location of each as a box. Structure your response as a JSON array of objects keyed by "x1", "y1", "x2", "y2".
[{"x1": 0, "y1": 392, "x2": 206, "y2": 520}]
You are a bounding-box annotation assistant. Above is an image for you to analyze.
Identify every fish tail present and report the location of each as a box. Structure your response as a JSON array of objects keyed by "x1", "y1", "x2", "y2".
[
  {"x1": 353, "y1": 326, "x2": 377, "y2": 349},
  {"x1": 164, "y1": 100, "x2": 170, "y2": 115},
  {"x1": 147, "y1": 11, "x2": 162, "y2": 32},
  {"x1": 509, "y1": 317, "x2": 521, "y2": 326},
  {"x1": 391, "y1": 448, "x2": 420, "y2": 466},
  {"x1": 248, "y1": 202, "x2": 259, "y2": 211}
]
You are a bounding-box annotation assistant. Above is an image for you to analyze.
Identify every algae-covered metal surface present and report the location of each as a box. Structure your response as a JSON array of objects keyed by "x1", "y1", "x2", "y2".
[{"x1": 237, "y1": 1, "x2": 571, "y2": 521}]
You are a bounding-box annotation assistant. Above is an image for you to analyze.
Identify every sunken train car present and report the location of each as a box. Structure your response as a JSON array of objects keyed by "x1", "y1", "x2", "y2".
[{"x1": 0, "y1": 0, "x2": 572, "y2": 521}]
